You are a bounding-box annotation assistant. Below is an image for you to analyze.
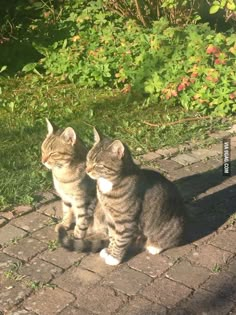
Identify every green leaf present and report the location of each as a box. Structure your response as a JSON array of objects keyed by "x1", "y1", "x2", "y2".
[
  {"x1": 22, "y1": 63, "x2": 37, "y2": 72},
  {"x1": 209, "y1": 4, "x2": 220, "y2": 14},
  {"x1": 0, "y1": 65, "x2": 7, "y2": 73},
  {"x1": 227, "y1": 1, "x2": 236, "y2": 10}
]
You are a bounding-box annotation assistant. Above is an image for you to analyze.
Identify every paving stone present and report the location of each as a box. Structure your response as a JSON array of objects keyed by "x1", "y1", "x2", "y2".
[
  {"x1": 0, "y1": 278, "x2": 32, "y2": 313},
  {"x1": 209, "y1": 141, "x2": 223, "y2": 151},
  {"x1": 0, "y1": 253, "x2": 21, "y2": 275},
  {"x1": 40, "y1": 247, "x2": 84, "y2": 269},
  {"x1": 210, "y1": 130, "x2": 231, "y2": 139},
  {"x1": 156, "y1": 159, "x2": 183, "y2": 173},
  {"x1": 103, "y1": 265, "x2": 152, "y2": 296},
  {"x1": 11, "y1": 212, "x2": 50, "y2": 233},
  {"x1": 53, "y1": 266, "x2": 101, "y2": 296},
  {"x1": 166, "y1": 260, "x2": 210, "y2": 289},
  {"x1": 163, "y1": 244, "x2": 194, "y2": 261},
  {"x1": 34, "y1": 190, "x2": 57, "y2": 204},
  {"x1": 196, "y1": 177, "x2": 236, "y2": 201},
  {"x1": 155, "y1": 147, "x2": 179, "y2": 158},
  {"x1": 171, "y1": 158, "x2": 222, "y2": 182},
  {"x1": 79, "y1": 253, "x2": 116, "y2": 276},
  {"x1": 191, "y1": 148, "x2": 220, "y2": 160},
  {"x1": 202, "y1": 272, "x2": 236, "y2": 302},
  {"x1": 59, "y1": 305, "x2": 94, "y2": 315},
  {"x1": 0, "y1": 224, "x2": 27, "y2": 246},
  {"x1": 172, "y1": 153, "x2": 199, "y2": 166},
  {"x1": 228, "y1": 124, "x2": 236, "y2": 134},
  {"x1": 167, "y1": 168, "x2": 193, "y2": 181},
  {"x1": 1, "y1": 211, "x2": 14, "y2": 220},
  {"x1": 231, "y1": 135, "x2": 236, "y2": 145},
  {"x1": 128, "y1": 251, "x2": 173, "y2": 278},
  {"x1": 180, "y1": 289, "x2": 234, "y2": 315},
  {"x1": 31, "y1": 225, "x2": 57, "y2": 243},
  {"x1": 141, "y1": 277, "x2": 192, "y2": 308},
  {"x1": 209, "y1": 230, "x2": 236, "y2": 253},
  {"x1": 19, "y1": 258, "x2": 62, "y2": 283},
  {"x1": 37, "y1": 200, "x2": 62, "y2": 218},
  {"x1": 142, "y1": 152, "x2": 162, "y2": 161},
  {"x1": 191, "y1": 229, "x2": 217, "y2": 246},
  {"x1": 178, "y1": 143, "x2": 195, "y2": 152},
  {"x1": 227, "y1": 258, "x2": 236, "y2": 275},
  {"x1": 187, "y1": 244, "x2": 232, "y2": 271},
  {"x1": 172, "y1": 160, "x2": 220, "y2": 180},
  {"x1": 12, "y1": 205, "x2": 33, "y2": 217},
  {"x1": 0, "y1": 217, "x2": 7, "y2": 227},
  {"x1": 117, "y1": 296, "x2": 167, "y2": 315},
  {"x1": 24, "y1": 287, "x2": 75, "y2": 315},
  {"x1": 4, "y1": 237, "x2": 47, "y2": 262},
  {"x1": 75, "y1": 285, "x2": 127, "y2": 314}
]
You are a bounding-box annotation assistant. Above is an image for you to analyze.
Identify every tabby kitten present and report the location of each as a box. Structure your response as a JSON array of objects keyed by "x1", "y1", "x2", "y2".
[
  {"x1": 41, "y1": 119, "x2": 96, "y2": 239},
  {"x1": 85, "y1": 129, "x2": 186, "y2": 265}
]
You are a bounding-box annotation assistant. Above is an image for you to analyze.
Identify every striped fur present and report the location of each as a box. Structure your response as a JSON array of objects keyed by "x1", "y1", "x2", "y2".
[
  {"x1": 58, "y1": 202, "x2": 108, "y2": 252},
  {"x1": 86, "y1": 129, "x2": 186, "y2": 265},
  {"x1": 41, "y1": 119, "x2": 97, "y2": 239}
]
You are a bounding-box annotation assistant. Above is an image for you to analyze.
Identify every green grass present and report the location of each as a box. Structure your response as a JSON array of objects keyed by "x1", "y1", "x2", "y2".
[{"x1": 0, "y1": 74, "x2": 233, "y2": 210}]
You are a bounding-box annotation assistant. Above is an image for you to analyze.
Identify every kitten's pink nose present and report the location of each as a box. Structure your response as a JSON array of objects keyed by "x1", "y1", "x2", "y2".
[
  {"x1": 41, "y1": 156, "x2": 48, "y2": 164},
  {"x1": 86, "y1": 165, "x2": 93, "y2": 173}
]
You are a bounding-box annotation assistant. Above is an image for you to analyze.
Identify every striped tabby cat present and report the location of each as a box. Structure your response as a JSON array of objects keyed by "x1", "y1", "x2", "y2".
[
  {"x1": 85, "y1": 129, "x2": 186, "y2": 265},
  {"x1": 41, "y1": 119, "x2": 96, "y2": 239}
]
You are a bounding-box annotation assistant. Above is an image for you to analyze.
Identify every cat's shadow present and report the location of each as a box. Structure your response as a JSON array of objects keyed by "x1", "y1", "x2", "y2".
[{"x1": 174, "y1": 159, "x2": 236, "y2": 244}]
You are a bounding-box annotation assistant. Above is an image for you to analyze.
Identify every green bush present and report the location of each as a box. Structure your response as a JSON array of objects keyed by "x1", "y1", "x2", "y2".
[{"x1": 24, "y1": 1, "x2": 236, "y2": 116}]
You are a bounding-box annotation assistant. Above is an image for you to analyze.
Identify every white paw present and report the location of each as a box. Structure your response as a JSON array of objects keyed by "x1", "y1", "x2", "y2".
[
  {"x1": 146, "y1": 245, "x2": 163, "y2": 255},
  {"x1": 105, "y1": 255, "x2": 121, "y2": 266},
  {"x1": 100, "y1": 248, "x2": 109, "y2": 259}
]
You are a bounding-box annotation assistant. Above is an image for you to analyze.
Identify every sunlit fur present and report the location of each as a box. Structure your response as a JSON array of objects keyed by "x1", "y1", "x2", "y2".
[
  {"x1": 41, "y1": 120, "x2": 97, "y2": 239},
  {"x1": 86, "y1": 130, "x2": 186, "y2": 265}
]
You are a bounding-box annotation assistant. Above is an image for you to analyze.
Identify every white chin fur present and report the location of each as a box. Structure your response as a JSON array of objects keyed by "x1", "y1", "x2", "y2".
[
  {"x1": 98, "y1": 177, "x2": 113, "y2": 194},
  {"x1": 146, "y1": 246, "x2": 163, "y2": 255},
  {"x1": 87, "y1": 173, "x2": 96, "y2": 180},
  {"x1": 43, "y1": 162, "x2": 52, "y2": 170}
]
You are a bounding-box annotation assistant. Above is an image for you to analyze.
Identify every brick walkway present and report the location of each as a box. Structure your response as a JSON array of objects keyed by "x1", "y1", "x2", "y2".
[{"x1": 0, "y1": 134, "x2": 236, "y2": 315}]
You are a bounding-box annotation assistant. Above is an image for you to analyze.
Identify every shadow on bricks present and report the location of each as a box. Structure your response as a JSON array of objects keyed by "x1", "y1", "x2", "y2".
[{"x1": 174, "y1": 159, "x2": 236, "y2": 244}]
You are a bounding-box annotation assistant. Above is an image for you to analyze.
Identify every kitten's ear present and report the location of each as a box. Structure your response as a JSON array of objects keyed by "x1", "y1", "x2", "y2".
[
  {"x1": 93, "y1": 127, "x2": 103, "y2": 143},
  {"x1": 109, "y1": 140, "x2": 125, "y2": 160},
  {"x1": 61, "y1": 127, "x2": 76, "y2": 146},
  {"x1": 46, "y1": 118, "x2": 54, "y2": 136}
]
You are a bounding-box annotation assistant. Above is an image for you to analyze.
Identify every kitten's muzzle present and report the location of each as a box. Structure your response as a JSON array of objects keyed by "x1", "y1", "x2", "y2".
[
  {"x1": 85, "y1": 165, "x2": 93, "y2": 173},
  {"x1": 41, "y1": 156, "x2": 49, "y2": 164}
]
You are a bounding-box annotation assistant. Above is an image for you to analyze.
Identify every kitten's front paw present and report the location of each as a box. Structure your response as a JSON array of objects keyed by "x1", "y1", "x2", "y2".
[
  {"x1": 100, "y1": 248, "x2": 109, "y2": 259},
  {"x1": 105, "y1": 254, "x2": 121, "y2": 266}
]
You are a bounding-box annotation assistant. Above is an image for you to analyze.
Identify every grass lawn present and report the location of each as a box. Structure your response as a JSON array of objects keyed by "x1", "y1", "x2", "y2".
[{"x1": 0, "y1": 74, "x2": 233, "y2": 210}]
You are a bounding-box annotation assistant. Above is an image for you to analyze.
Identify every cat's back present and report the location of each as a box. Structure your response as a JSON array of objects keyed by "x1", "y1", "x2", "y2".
[
  {"x1": 138, "y1": 168, "x2": 179, "y2": 194},
  {"x1": 137, "y1": 167, "x2": 185, "y2": 213}
]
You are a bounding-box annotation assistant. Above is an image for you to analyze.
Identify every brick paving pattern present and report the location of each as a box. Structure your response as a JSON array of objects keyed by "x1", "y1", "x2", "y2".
[{"x1": 0, "y1": 133, "x2": 236, "y2": 314}]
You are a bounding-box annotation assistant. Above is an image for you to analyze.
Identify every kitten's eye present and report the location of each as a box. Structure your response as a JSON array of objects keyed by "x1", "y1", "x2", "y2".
[{"x1": 95, "y1": 164, "x2": 104, "y2": 170}]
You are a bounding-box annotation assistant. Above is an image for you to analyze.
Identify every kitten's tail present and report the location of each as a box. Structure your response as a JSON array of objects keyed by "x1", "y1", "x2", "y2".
[{"x1": 57, "y1": 226, "x2": 107, "y2": 253}]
